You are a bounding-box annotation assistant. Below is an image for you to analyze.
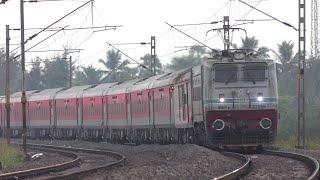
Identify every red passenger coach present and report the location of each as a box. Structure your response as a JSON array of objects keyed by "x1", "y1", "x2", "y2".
[
  {"x1": 107, "y1": 80, "x2": 138, "y2": 128},
  {"x1": 82, "y1": 83, "x2": 114, "y2": 128},
  {"x1": 55, "y1": 85, "x2": 91, "y2": 128},
  {"x1": 28, "y1": 88, "x2": 63, "y2": 138},
  {"x1": 129, "y1": 77, "x2": 158, "y2": 128},
  {"x1": 10, "y1": 91, "x2": 38, "y2": 136},
  {"x1": 153, "y1": 86, "x2": 172, "y2": 127}
]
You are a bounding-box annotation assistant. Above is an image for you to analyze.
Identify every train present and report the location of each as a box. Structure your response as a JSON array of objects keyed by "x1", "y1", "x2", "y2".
[{"x1": 0, "y1": 49, "x2": 278, "y2": 148}]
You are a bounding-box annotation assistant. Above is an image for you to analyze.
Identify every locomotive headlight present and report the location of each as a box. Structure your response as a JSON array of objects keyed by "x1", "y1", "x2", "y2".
[
  {"x1": 219, "y1": 94, "x2": 225, "y2": 103},
  {"x1": 257, "y1": 96, "x2": 264, "y2": 102},
  {"x1": 257, "y1": 93, "x2": 264, "y2": 102},
  {"x1": 259, "y1": 118, "x2": 272, "y2": 130},
  {"x1": 212, "y1": 119, "x2": 225, "y2": 131}
]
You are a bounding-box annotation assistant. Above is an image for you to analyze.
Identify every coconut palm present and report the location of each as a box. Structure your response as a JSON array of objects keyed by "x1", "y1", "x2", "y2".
[
  {"x1": 277, "y1": 41, "x2": 294, "y2": 64},
  {"x1": 235, "y1": 36, "x2": 270, "y2": 58},
  {"x1": 98, "y1": 49, "x2": 123, "y2": 82}
]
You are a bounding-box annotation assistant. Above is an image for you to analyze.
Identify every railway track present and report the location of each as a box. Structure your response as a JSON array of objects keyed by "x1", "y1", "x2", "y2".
[
  {"x1": 213, "y1": 151, "x2": 252, "y2": 180},
  {"x1": 215, "y1": 149, "x2": 320, "y2": 180},
  {"x1": 0, "y1": 143, "x2": 126, "y2": 180}
]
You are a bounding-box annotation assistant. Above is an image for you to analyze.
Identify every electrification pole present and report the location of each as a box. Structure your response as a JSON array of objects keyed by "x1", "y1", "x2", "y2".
[
  {"x1": 5, "y1": 25, "x2": 11, "y2": 145},
  {"x1": 69, "y1": 56, "x2": 72, "y2": 87},
  {"x1": 297, "y1": 0, "x2": 306, "y2": 149},
  {"x1": 150, "y1": 36, "x2": 156, "y2": 76},
  {"x1": 20, "y1": 0, "x2": 27, "y2": 155},
  {"x1": 223, "y1": 16, "x2": 230, "y2": 51}
]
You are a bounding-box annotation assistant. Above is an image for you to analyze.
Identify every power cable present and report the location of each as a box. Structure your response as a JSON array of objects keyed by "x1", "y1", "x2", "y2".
[
  {"x1": 238, "y1": 0, "x2": 297, "y2": 31},
  {"x1": 10, "y1": 0, "x2": 93, "y2": 54},
  {"x1": 106, "y1": 41, "x2": 152, "y2": 71}
]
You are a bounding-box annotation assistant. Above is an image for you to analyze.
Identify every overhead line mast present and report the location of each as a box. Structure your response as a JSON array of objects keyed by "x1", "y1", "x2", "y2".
[{"x1": 311, "y1": 0, "x2": 319, "y2": 57}]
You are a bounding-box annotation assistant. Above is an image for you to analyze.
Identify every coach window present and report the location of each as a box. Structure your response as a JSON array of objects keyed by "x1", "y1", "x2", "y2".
[
  {"x1": 214, "y1": 64, "x2": 238, "y2": 84},
  {"x1": 243, "y1": 63, "x2": 266, "y2": 83}
]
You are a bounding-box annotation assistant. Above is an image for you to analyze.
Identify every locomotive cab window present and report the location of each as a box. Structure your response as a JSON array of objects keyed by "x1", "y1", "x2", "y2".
[
  {"x1": 243, "y1": 63, "x2": 266, "y2": 83},
  {"x1": 214, "y1": 64, "x2": 238, "y2": 84}
]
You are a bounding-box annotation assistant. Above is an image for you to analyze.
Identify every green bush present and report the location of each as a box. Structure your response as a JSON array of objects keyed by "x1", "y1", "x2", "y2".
[{"x1": 0, "y1": 141, "x2": 24, "y2": 169}]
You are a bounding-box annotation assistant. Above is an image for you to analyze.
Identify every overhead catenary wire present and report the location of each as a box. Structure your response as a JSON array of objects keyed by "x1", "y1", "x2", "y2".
[
  {"x1": 14, "y1": 26, "x2": 69, "y2": 59},
  {"x1": 106, "y1": 41, "x2": 152, "y2": 71},
  {"x1": 238, "y1": 0, "x2": 297, "y2": 31},
  {"x1": 10, "y1": 0, "x2": 94, "y2": 54},
  {"x1": 165, "y1": 22, "x2": 218, "y2": 53}
]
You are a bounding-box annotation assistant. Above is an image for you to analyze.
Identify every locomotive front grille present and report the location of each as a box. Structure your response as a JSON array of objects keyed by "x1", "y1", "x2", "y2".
[{"x1": 211, "y1": 130, "x2": 275, "y2": 145}]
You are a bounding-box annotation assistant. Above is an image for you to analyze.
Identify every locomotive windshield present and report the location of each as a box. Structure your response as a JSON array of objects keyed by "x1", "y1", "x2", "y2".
[
  {"x1": 243, "y1": 63, "x2": 266, "y2": 83},
  {"x1": 214, "y1": 65, "x2": 238, "y2": 84}
]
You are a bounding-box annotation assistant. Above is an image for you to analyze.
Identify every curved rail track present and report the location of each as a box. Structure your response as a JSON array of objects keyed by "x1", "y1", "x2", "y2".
[
  {"x1": 0, "y1": 145, "x2": 80, "y2": 180},
  {"x1": 213, "y1": 152, "x2": 252, "y2": 180},
  {"x1": 263, "y1": 149, "x2": 319, "y2": 180},
  {"x1": 215, "y1": 149, "x2": 319, "y2": 180},
  {"x1": 0, "y1": 143, "x2": 126, "y2": 180}
]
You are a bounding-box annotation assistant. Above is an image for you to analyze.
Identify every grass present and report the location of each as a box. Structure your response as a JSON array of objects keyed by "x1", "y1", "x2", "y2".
[
  {"x1": 0, "y1": 141, "x2": 24, "y2": 169},
  {"x1": 274, "y1": 137, "x2": 320, "y2": 150}
]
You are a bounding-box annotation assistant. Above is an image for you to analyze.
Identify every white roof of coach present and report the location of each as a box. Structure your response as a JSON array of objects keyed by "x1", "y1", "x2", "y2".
[
  {"x1": 55, "y1": 85, "x2": 92, "y2": 99},
  {"x1": 29, "y1": 88, "x2": 64, "y2": 101},
  {"x1": 82, "y1": 83, "x2": 115, "y2": 97},
  {"x1": 10, "y1": 90, "x2": 39, "y2": 103},
  {"x1": 150, "y1": 68, "x2": 191, "y2": 89},
  {"x1": 106, "y1": 79, "x2": 140, "y2": 95},
  {"x1": 129, "y1": 75, "x2": 160, "y2": 92}
]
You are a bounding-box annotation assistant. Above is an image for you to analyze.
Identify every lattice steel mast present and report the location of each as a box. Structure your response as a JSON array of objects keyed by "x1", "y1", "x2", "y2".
[{"x1": 311, "y1": 0, "x2": 319, "y2": 57}]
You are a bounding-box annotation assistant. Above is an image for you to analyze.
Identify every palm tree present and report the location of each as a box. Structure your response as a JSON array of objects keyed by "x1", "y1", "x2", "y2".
[
  {"x1": 98, "y1": 49, "x2": 122, "y2": 82},
  {"x1": 138, "y1": 54, "x2": 163, "y2": 78},
  {"x1": 236, "y1": 36, "x2": 270, "y2": 58},
  {"x1": 277, "y1": 41, "x2": 294, "y2": 64}
]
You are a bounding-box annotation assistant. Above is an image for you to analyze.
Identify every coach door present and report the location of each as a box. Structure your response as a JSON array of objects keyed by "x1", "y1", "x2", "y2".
[{"x1": 178, "y1": 83, "x2": 189, "y2": 123}]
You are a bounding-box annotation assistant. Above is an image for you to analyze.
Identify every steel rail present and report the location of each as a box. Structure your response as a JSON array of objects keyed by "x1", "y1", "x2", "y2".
[
  {"x1": 24, "y1": 143, "x2": 126, "y2": 180},
  {"x1": 263, "y1": 150, "x2": 319, "y2": 180},
  {"x1": 213, "y1": 152, "x2": 252, "y2": 180},
  {"x1": 0, "y1": 145, "x2": 80, "y2": 180}
]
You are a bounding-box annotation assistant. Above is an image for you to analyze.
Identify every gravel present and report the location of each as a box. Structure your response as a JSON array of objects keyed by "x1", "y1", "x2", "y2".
[
  {"x1": 243, "y1": 154, "x2": 309, "y2": 180},
  {"x1": 12, "y1": 139, "x2": 242, "y2": 180}
]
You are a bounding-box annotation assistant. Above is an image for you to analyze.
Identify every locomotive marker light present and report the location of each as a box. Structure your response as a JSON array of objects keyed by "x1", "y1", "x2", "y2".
[
  {"x1": 259, "y1": 118, "x2": 272, "y2": 130},
  {"x1": 212, "y1": 119, "x2": 225, "y2": 131}
]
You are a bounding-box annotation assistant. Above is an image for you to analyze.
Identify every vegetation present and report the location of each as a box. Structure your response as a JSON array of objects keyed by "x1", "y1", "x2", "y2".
[{"x1": 0, "y1": 141, "x2": 24, "y2": 169}]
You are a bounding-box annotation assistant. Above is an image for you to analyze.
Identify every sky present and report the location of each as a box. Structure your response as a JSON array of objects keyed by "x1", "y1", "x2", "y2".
[{"x1": 0, "y1": 0, "x2": 307, "y2": 70}]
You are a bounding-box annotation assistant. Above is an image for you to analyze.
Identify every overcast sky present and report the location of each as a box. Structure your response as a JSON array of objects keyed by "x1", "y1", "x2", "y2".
[{"x1": 0, "y1": 0, "x2": 307, "y2": 70}]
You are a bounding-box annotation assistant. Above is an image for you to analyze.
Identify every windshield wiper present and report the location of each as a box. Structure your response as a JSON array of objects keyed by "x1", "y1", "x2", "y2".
[
  {"x1": 245, "y1": 71, "x2": 256, "y2": 84},
  {"x1": 225, "y1": 73, "x2": 236, "y2": 85}
]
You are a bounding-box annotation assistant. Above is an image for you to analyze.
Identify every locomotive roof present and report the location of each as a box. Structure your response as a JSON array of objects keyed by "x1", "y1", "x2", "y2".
[
  {"x1": 29, "y1": 88, "x2": 65, "y2": 101},
  {"x1": 82, "y1": 83, "x2": 115, "y2": 97},
  {"x1": 106, "y1": 79, "x2": 140, "y2": 95},
  {"x1": 55, "y1": 85, "x2": 93, "y2": 99},
  {"x1": 10, "y1": 90, "x2": 39, "y2": 103}
]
